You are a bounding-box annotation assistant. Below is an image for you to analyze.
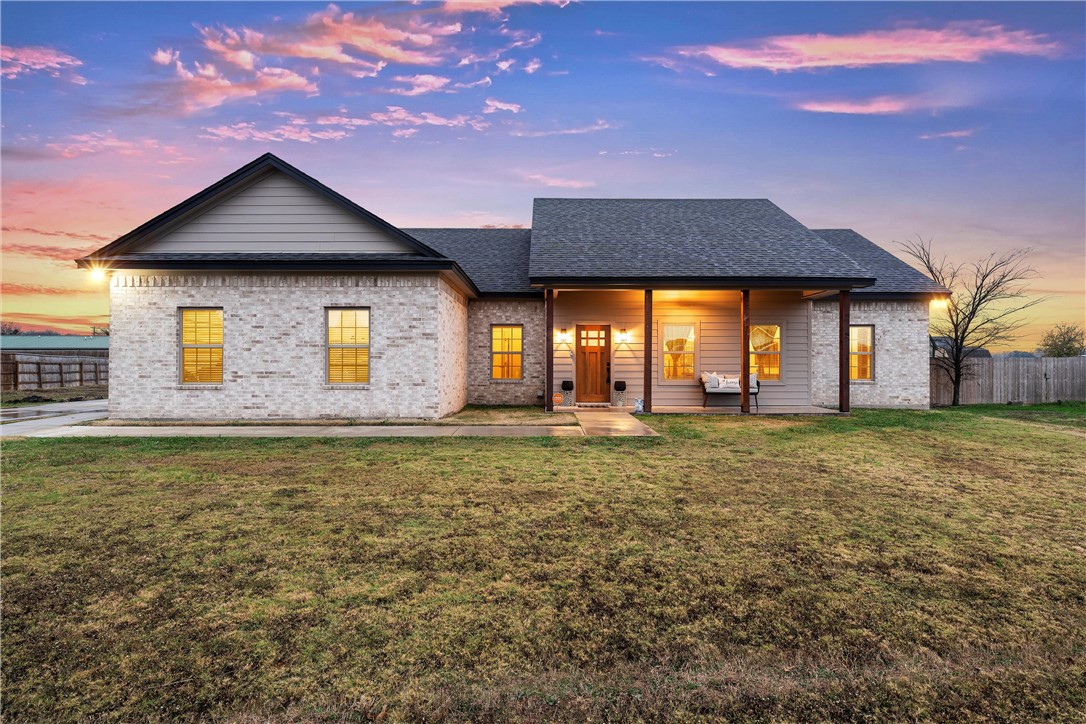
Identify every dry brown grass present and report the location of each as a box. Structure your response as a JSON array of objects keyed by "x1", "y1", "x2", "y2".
[{"x1": 2, "y1": 407, "x2": 1084, "y2": 720}]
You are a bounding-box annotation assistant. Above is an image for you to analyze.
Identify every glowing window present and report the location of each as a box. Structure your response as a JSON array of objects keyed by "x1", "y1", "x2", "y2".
[
  {"x1": 850, "y1": 325, "x2": 875, "y2": 381},
  {"x1": 327, "y1": 308, "x2": 370, "y2": 384},
  {"x1": 663, "y1": 323, "x2": 696, "y2": 381},
  {"x1": 180, "y1": 308, "x2": 223, "y2": 384},
  {"x1": 749, "y1": 324, "x2": 781, "y2": 381},
  {"x1": 491, "y1": 325, "x2": 523, "y2": 379}
]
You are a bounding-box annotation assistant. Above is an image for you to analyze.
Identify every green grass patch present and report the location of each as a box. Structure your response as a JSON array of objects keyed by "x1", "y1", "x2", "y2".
[{"x1": 3, "y1": 407, "x2": 1084, "y2": 720}]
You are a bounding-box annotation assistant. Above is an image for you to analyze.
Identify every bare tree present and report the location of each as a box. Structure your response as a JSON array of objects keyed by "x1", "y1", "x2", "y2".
[
  {"x1": 1, "y1": 321, "x2": 23, "y2": 335},
  {"x1": 1038, "y1": 322, "x2": 1085, "y2": 357},
  {"x1": 899, "y1": 236, "x2": 1045, "y2": 406}
]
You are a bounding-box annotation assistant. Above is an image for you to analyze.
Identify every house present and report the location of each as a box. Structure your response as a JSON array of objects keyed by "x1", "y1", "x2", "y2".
[
  {"x1": 930, "y1": 336, "x2": 993, "y2": 359},
  {"x1": 78, "y1": 154, "x2": 949, "y2": 420}
]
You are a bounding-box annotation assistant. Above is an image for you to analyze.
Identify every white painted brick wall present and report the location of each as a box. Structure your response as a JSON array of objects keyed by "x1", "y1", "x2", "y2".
[
  {"x1": 108, "y1": 272, "x2": 468, "y2": 420},
  {"x1": 465, "y1": 299, "x2": 546, "y2": 406},
  {"x1": 436, "y1": 278, "x2": 469, "y2": 417},
  {"x1": 809, "y1": 299, "x2": 931, "y2": 409}
]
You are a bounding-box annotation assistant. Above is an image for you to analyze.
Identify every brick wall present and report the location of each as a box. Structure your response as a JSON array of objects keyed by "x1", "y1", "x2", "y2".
[
  {"x1": 809, "y1": 299, "x2": 931, "y2": 409},
  {"x1": 465, "y1": 298, "x2": 546, "y2": 406},
  {"x1": 436, "y1": 277, "x2": 469, "y2": 417},
  {"x1": 108, "y1": 272, "x2": 468, "y2": 420}
]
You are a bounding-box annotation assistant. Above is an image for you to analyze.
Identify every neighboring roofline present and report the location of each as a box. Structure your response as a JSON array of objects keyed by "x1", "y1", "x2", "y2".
[
  {"x1": 77, "y1": 153, "x2": 446, "y2": 263},
  {"x1": 529, "y1": 275, "x2": 877, "y2": 289}
]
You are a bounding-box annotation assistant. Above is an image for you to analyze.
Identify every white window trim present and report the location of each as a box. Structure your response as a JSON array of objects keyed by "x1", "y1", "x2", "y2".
[
  {"x1": 325, "y1": 306, "x2": 371, "y2": 385},
  {"x1": 749, "y1": 320, "x2": 785, "y2": 385},
  {"x1": 659, "y1": 320, "x2": 700, "y2": 385}
]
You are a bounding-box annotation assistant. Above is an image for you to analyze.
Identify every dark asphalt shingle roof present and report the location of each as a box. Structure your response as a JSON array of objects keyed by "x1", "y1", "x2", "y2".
[
  {"x1": 812, "y1": 229, "x2": 950, "y2": 296},
  {"x1": 404, "y1": 228, "x2": 535, "y2": 295},
  {"x1": 91, "y1": 253, "x2": 430, "y2": 262},
  {"x1": 528, "y1": 198, "x2": 874, "y2": 283}
]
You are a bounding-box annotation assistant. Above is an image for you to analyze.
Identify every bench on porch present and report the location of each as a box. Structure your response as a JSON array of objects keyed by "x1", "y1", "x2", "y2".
[{"x1": 699, "y1": 372, "x2": 759, "y2": 410}]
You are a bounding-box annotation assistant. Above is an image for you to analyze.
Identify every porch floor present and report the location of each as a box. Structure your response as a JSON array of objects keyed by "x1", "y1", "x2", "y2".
[{"x1": 652, "y1": 405, "x2": 843, "y2": 416}]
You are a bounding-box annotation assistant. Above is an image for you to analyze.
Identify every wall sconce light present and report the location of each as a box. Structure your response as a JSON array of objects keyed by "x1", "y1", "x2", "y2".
[
  {"x1": 930, "y1": 297, "x2": 949, "y2": 310},
  {"x1": 556, "y1": 328, "x2": 572, "y2": 344},
  {"x1": 615, "y1": 328, "x2": 631, "y2": 344},
  {"x1": 89, "y1": 267, "x2": 107, "y2": 283}
]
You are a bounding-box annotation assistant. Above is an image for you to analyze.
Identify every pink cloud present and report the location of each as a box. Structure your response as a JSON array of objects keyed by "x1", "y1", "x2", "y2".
[
  {"x1": 387, "y1": 74, "x2": 452, "y2": 96},
  {"x1": 1, "y1": 282, "x2": 98, "y2": 297},
  {"x1": 510, "y1": 119, "x2": 616, "y2": 137},
  {"x1": 678, "y1": 22, "x2": 1062, "y2": 72},
  {"x1": 198, "y1": 26, "x2": 260, "y2": 70},
  {"x1": 1, "y1": 45, "x2": 86, "y2": 83},
  {"x1": 155, "y1": 53, "x2": 318, "y2": 112},
  {"x1": 795, "y1": 95, "x2": 920, "y2": 115},
  {"x1": 392, "y1": 128, "x2": 419, "y2": 138},
  {"x1": 919, "y1": 128, "x2": 977, "y2": 139},
  {"x1": 368, "y1": 105, "x2": 489, "y2": 131},
  {"x1": 496, "y1": 59, "x2": 516, "y2": 73},
  {"x1": 302, "y1": 4, "x2": 455, "y2": 65},
  {"x1": 201, "y1": 122, "x2": 350, "y2": 143},
  {"x1": 523, "y1": 58, "x2": 542, "y2": 74},
  {"x1": 43, "y1": 132, "x2": 196, "y2": 160},
  {"x1": 525, "y1": 173, "x2": 595, "y2": 189},
  {"x1": 483, "y1": 97, "x2": 522, "y2": 113},
  {"x1": 440, "y1": 0, "x2": 569, "y2": 15},
  {"x1": 151, "y1": 48, "x2": 180, "y2": 66},
  {"x1": 315, "y1": 115, "x2": 373, "y2": 127},
  {"x1": 455, "y1": 76, "x2": 492, "y2": 89}
]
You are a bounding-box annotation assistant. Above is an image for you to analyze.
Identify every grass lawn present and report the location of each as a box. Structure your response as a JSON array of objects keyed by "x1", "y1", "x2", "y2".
[
  {"x1": 0, "y1": 384, "x2": 108, "y2": 408},
  {"x1": 948, "y1": 400, "x2": 1086, "y2": 430},
  {"x1": 2, "y1": 406, "x2": 1084, "y2": 720},
  {"x1": 89, "y1": 405, "x2": 578, "y2": 427}
]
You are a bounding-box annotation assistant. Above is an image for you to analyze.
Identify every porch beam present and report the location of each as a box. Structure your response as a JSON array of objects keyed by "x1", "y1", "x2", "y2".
[
  {"x1": 839, "y1": 289, "x2": 851, "y2": 413},
  {"x1": 643, "y1": 289, "x2": 653, "y2": 413},
  {"x1": 740, "y1": 289, "x2": 751, "y2": 413},
  {"x1": 545, "y1": 288, "x2": 554, "y2": 412}
]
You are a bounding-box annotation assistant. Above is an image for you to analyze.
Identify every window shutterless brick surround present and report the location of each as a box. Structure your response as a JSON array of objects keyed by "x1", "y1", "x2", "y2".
[
  {"x1": 109, "y1": 272, "x2": 467, "y2": 420},
  {"x1": 466, "y1": 299, "x2": 546, "y2": 405},
  {"x1": 809, "y1": 299, "x2": 931, "y2": 409}
]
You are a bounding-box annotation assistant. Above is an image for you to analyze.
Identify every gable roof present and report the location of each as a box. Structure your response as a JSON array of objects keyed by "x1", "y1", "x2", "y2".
[
  {"x1": 403, "y1": 228, "x2": 535, "y2": 296},
  {"x1": 812, "y1": 229, "x2": 951, "y2": 298},
  {"x1": 528, "y1": 198, "x2": 876, "y2": 287},
  {"x1": 77, "y1": 153, "x2": 445, "y2": 265}
]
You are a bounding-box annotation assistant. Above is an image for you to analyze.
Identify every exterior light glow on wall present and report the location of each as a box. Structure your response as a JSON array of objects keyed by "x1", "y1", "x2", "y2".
[
  {"x1": 615, "y1": 328, "x2": 631, "y2": 344},
  {"x1": 89, "y1": 268, "x2": 107, "y2": 283},
  {"x1": 556, "y1": 328, "x2": 572, "y2": 344},
  {"x1": 930, "y1": 297, "x2": 949, "y2": 310}
]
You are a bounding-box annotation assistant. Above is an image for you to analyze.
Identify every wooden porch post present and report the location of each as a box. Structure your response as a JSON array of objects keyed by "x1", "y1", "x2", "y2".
[
  {"x1": 740, "y1": 289, "x2": 751, "y2": 413},
  {"x1": 643, "y1": 289, "x2": 653, "y2": 413},
  {"x1": 545, "y1": 288, "x2": 555, "y2": 411},
  {"x1": 839, "y1": 289, "x2": 851, "y2": 413}
]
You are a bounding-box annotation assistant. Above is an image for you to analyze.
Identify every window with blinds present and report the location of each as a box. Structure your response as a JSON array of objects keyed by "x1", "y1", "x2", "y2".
[
  {"x1": 327, "y1": 308, "x2": 370, "y2": 384},
  {"x1": 180, "y1": 308, "x2": 223, "y2": 384},
  {"x1": 850, "y1": 325, "x2": 875, "y2": 380}
]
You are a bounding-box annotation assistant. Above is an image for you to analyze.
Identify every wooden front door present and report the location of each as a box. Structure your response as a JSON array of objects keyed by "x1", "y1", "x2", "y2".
[{"x1": 576, "y1": 325, "x2": 611, "y2": 403}]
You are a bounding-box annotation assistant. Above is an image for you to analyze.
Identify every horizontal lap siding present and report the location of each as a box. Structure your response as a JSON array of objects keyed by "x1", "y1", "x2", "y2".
[
  {"x1": 551, "y1": 289, "x2": 810, "y2": 407},
  {"x1": 146, "y1": 172, "x2": 414, "y2": 253}
]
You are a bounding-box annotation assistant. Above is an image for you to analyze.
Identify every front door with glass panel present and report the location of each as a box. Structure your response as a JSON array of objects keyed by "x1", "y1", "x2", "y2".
[{"x1": 575, "y1": 325, "x2": 611, "y2": 403}]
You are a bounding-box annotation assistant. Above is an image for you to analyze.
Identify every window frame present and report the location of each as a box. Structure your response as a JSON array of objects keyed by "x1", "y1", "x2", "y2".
[
  {"x1": 749, "y1": 322, "x2": 784, "y2": 383},
  {"x1": 490, "y1": 323, "x2": 524, "y2": 381},
  {"x1": 325, "y1": 306, "x2": 371, "y2": 385},
  {"x1": 659, "y1": 320, "x2": 699, "y2": 385},
  {"x1": 178, "y1": 307, "x2": 224, "y2": 386},
  {"x1": 849, "y1": 324, "x2": 876, "y2": 382}
]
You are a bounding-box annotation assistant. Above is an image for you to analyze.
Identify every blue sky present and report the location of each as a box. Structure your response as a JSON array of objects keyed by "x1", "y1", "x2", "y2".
[{"x1": 2, "y1": 1, "x2": 1083, "y2": 345}]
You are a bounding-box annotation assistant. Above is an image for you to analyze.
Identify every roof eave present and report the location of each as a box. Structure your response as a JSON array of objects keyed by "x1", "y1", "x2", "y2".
[{"x1": 528, "y1": 275, "x2": 878, "y2": 289}]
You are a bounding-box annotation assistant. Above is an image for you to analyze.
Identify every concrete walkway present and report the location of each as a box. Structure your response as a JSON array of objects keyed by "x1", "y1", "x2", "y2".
[
  {"x1": 1, "y1": 399, "x2": 108, "y2": 437},
  {"x1": 6, "y1": 403, "x2": 658, "y2": 439},
  {"x1": 573, "y1": 409, "x2": 659, "y2": 437}
]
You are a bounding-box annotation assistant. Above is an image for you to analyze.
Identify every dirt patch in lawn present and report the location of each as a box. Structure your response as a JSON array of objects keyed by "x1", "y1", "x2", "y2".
[
  {"x1": 1, "y1": 384, "x2": 108, "y2": 408},
  {"x1": 88, "y1": 405, "x2": 579, "y2": 427}
]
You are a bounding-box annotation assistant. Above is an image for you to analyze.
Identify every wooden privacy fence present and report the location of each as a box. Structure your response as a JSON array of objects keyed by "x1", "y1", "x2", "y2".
[
  {"x1": 931, "y1": 356, "x2": 1086, "y2": 406},
  {"x1": 1, "y1": 353, "x2": 109, "y2": 391}
]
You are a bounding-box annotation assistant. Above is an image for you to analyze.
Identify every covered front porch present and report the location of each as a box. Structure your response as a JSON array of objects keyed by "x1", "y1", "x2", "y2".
[{"x1": 542, "y1": 287, "x2": 854, "y2": 414}]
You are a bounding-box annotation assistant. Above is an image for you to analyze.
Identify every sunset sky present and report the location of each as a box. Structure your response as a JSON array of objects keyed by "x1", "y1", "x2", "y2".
[{"x1": 2, "y1": 1, "x2": 1083, "y2": 349}]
